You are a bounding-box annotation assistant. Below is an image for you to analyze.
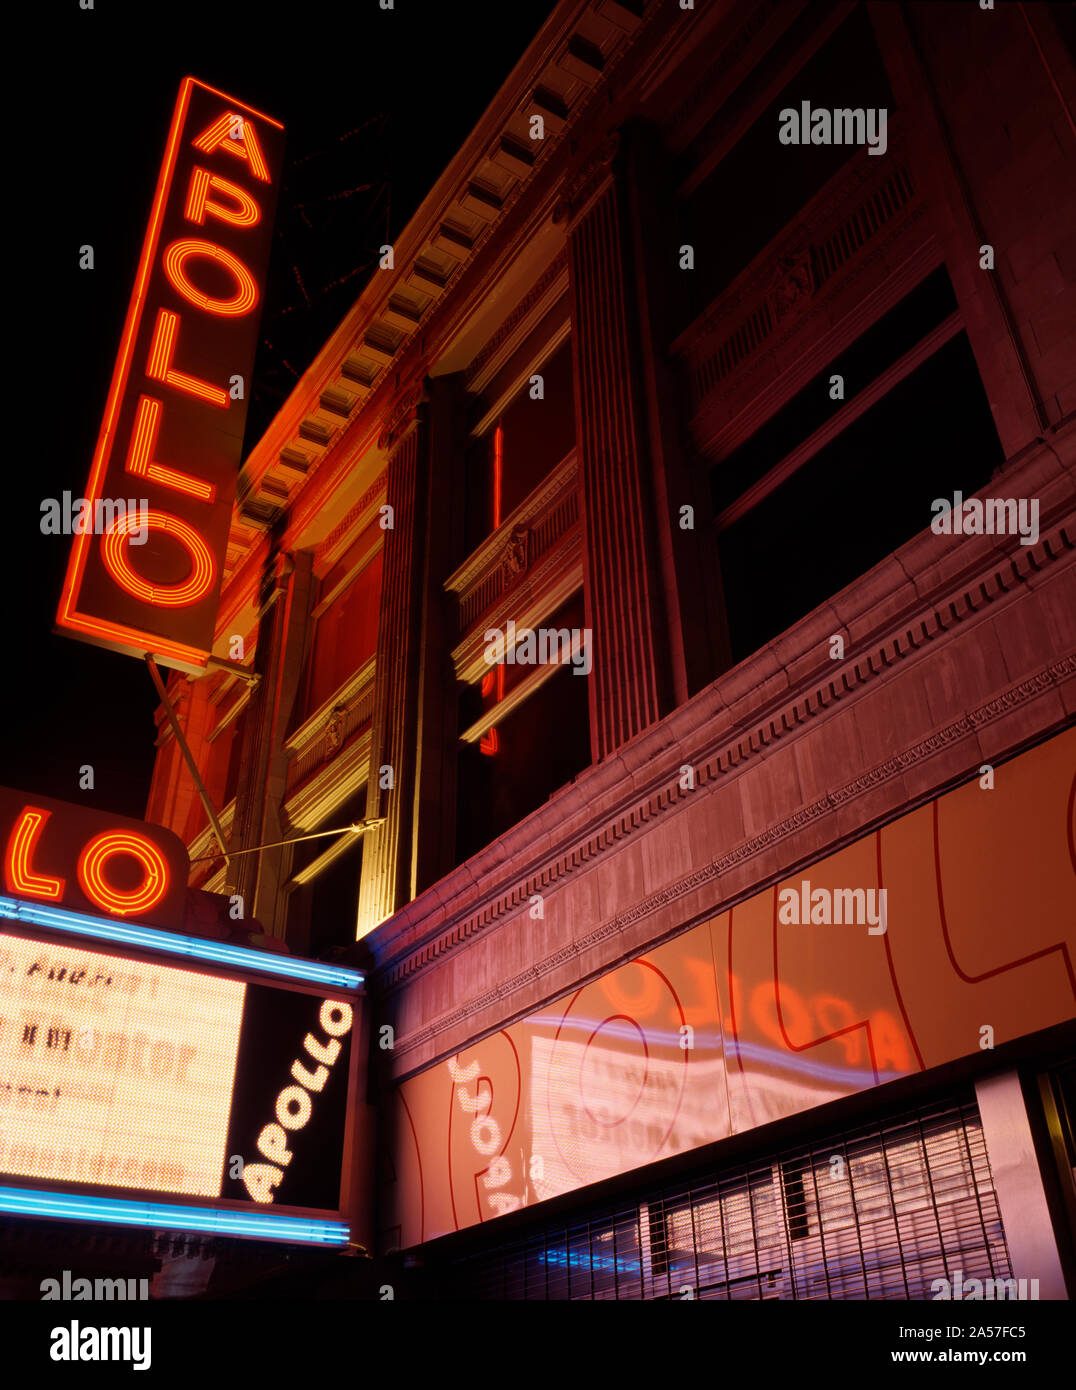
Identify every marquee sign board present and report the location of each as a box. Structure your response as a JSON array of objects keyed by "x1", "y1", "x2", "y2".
[
  {"x1": 0, "y1": 788, "x2": 362, "y2": 1243},
  {"x1": 56, "y1": 78, "x2": 285, "y2": 674},
  {"x1": 0, "y1": 931, "x2": 358, "y2": 1241}
]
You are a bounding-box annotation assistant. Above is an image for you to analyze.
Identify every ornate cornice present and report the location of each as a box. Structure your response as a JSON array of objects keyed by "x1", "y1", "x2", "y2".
[
  {"x1": 377, "y1": 385, "x2": 427, "y2": 453},
  {"x1": 553, "y1": 131, "x2": 620, "y2": 227},
  {"x1": 389, "y1": 651, "x2": 1075, "y2": 1060},
  {"x1": 466, "y1": 249, "x2": 569, "y2": 389}
]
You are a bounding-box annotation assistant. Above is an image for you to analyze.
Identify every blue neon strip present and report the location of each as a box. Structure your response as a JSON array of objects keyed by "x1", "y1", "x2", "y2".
[
  {"x1": 0, "y1": 1185, "x2": 348, "y2": 1245},
  {"x1": 0, "y1": 896, "x2": 362, "y2": 991}
]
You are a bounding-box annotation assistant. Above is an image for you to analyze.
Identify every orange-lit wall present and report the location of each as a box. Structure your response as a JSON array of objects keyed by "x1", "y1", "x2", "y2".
[{"x1": 384, "y1": 727, "x2": 1076, "y2": 1247}]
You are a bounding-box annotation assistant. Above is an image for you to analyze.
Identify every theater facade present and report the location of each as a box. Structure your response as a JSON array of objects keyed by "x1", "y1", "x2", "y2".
[{"x1": 139, "y1": 0, "x2": 1075, "y2": 1298}]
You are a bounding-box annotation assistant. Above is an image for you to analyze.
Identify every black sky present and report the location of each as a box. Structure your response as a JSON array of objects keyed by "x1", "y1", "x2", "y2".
[{"x1": 7, "y1": 0, "x2": 556, "y2": 818}]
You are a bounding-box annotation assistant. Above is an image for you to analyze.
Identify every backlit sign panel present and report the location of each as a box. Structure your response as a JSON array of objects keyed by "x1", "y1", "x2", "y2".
[
  {"x1": 0, "y1": 930, "x2": 357, "y2": 1242},
  {"x1": 56, "y1": 78, "x2": 284, "y2": 673},
  {"x1": 0, "y1": 788, "x2": 188, "y2": 931}
]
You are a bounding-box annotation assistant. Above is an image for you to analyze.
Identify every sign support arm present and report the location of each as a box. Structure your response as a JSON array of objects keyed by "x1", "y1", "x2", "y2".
[{"x1": 146, "y1": 654, "x2": 230, "y2": 865}]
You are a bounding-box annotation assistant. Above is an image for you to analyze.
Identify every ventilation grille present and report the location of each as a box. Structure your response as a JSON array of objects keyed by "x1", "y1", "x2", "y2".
[{"x1": 441, "y1": 1092, "x2": 1011, "y2": 1300}]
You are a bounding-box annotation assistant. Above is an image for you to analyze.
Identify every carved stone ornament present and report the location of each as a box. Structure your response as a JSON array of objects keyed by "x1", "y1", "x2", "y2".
[
  {"x1": 768, "y1": 249, "x2": 815, "y2": 322},
  {"x1": 553, "y1": 132, "x2": 621, "y2": 224},
  {"x1": 502, "y1": 527, "x2": 529, "y2": 581},
  {"x1": 327, "y1": 704, "x2": 347, "y2": 750}
]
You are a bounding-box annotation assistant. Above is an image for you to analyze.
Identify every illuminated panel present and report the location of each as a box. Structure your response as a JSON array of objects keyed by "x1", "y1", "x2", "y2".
[
  {"x1": 56, "y1": 78, "x2": 284, "y2": 675},
  {"x1": 0, "y1": 896, "x2": 362, "y2": 990},
  {"x1": 387, "y1": 726, "x2": 1076, "y2": 1245},
  {"x1": 0, "y1": 935, "x2": 245, "y2": 1197},
  {"x1": 0, "y1": 1187, "x2": 347, "y2": 1245},
  {"x1": 0, "y1": 788, "x2": 189, "y2": 932}
]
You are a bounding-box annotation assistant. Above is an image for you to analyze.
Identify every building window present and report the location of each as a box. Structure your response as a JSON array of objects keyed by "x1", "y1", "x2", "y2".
[
  {"x1": 284, "y1": 787, "x2": 366, "y2": 958},
  {"x1": 464, "y1": 336, "x2": 575, "y2": 555},
  {"x1": 680, "y1": 7, "x2": 896, "y2": 328},
  {"x1": 455, "y1": 593, "x2": 591, "y2": 864},
  {"x1": 711, "y1": 269, "x2": 1003, "y2": 664},
  {"x1": 304, "y1": 550, "x2": 382, "y2": 719}
]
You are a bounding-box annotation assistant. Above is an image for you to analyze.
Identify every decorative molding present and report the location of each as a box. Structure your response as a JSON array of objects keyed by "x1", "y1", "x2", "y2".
[
  {"x1": 446, "y1": 451, "x2": 580, "y2": 645},
  {"x1": 378, "y1": 385, "x2": 427, "y2": 453},
  {"x1": 314, "y1": 473, "x2": 387, "y2": 572},
  {"x1": 390, "y1": 652, "x2": 1075, "y2": 1056},
  {"x1": 553, "y1": 131, "x2": 620, "y2": 226},
  {"x1": 283, "y1": 729, "x2": 373, "y2": 834},
  {"x1": 374, "y1": 493, "x2": 1076, "y2": 1000},
  {"x1": 678, "y1": 146, "x2": 920, "y2": 415},
  {"x1": 285, "y1": 657, "x2": 376, "y2": 795},
  {"x1": 466, "y1": 249, "x2": 570, "y2": 390}
]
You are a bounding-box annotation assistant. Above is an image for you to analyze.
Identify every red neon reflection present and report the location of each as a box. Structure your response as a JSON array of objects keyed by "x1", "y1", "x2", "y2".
[
  {"x1": 77, "y1": 831, "x2": 170, "y2": 917},
  {"x1": 481, "y1": 425, "x2": 506, "y2": 758},
  {"x1": 4, "y1": 809, "x2": 65, "y2": 901}
]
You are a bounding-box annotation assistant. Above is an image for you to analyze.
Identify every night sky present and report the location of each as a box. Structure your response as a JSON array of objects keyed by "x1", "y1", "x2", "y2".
[{"x1": 7, "y1": 0, "x2": 556, "y2": 818}]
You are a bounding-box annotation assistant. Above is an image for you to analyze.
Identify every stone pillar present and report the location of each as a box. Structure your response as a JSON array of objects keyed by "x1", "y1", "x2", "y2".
[
  {"x1": 356, "y1": 393, "x2": 429, "y2": 936},
  {"x1": 228, "y1": 547, "x2": 315, "y2": 932},
  {"x1": 410, "y1": 374, "x2": 467, "y2": 900},
  {"x1": 559, "y1": 132, "x2": 673, "y2": 761},
  {"x1": 623, "y1": 120, "x2": 732, "y2": 696}
]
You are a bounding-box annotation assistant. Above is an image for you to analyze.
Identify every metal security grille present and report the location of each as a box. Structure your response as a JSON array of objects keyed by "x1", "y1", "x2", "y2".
[{"x1": 442, "y1": 1092, "x2": 1012, "y2": 1300}]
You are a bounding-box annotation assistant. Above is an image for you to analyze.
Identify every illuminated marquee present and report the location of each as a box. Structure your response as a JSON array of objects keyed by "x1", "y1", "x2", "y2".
[
  {"x1": 0, "y1": 931, "x2": 358, "y2": 1239},
  {"x1": 0, "y1": 788, "x2": 188, "y2": 931},
  {"x1": 56, "y1": 78, "x2": 284, "y2": 674}
]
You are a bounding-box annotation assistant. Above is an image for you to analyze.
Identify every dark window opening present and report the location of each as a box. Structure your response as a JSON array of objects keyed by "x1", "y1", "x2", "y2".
[
  {"x1": 681, "y1": 8, "x2": 895, "y2": 325},
  {"x1": 710, "y1": 267, "x2": 959, "y2": 517},
  {"x1": 716, "y1": 330, "x2": 1004, "y2": 663},
  {"x1": 455, "y1": 597, "x2": 591, "y2": 864},
  {"x1": 285, "y1": 787, "x2": 366, "y2": 959},
  {"x1": 464, "y1": 337, "x2": 575, "y2": 553}
]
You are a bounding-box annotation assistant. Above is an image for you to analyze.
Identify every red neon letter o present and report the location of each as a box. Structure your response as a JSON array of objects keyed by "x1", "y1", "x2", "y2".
[
  {"x1": 77, "y1": 832, "x2": 169, "y2": 917},
  {"x1": 101, "y1": 510, "x2": 216, "y2": 608},
  {"x1": 163, "y1": 237, "x2": 258, "y2": 316}
]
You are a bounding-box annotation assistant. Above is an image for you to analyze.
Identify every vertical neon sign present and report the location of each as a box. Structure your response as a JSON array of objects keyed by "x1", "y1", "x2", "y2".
[{"x1": 57, "y1": 79, "x2": 285, "y2": 673}]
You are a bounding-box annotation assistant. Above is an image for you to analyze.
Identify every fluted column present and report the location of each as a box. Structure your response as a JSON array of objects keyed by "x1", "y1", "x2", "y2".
[
  {"x1": 561, "y1": 134, "x2": 672, "y2": 760},
  {"x1": 356, "y1": 396, "x2": 428, "y2": 936}
]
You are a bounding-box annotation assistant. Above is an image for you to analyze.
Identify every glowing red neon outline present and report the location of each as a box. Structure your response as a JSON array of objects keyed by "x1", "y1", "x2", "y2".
[
  {"x1": 163, "y1": 239, "x2": 258, "y2": 317},
  {"x1": 100, "y1": 509, "x2": 216, "y2": 607},
  {"x1": 126, "y1": 395, "x2": 216, "y2": 502},
  {"x1": 146, "y1": 309, "x2": 229, "y2": 407},
  {"x1": 77, "y1": 830, "x2": 170, "y2": 917},
  {"x1": 191, "y1": 111, "x2": 271, "y2": 182},
  {"x1": 184, "y1": 166, "x2": 261, "y2": 228},
  {"x1": 56, "y1": 77, "x2": 281, "y2": 670},
  {"x1": 4, "y1": 809, "x2": 65, "y2": 901}
]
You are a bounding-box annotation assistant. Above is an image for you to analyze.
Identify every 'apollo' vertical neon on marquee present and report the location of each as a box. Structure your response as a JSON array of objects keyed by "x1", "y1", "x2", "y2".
[{"x1": 56, "y1": 79, "x2": 284, "y2": 673}]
